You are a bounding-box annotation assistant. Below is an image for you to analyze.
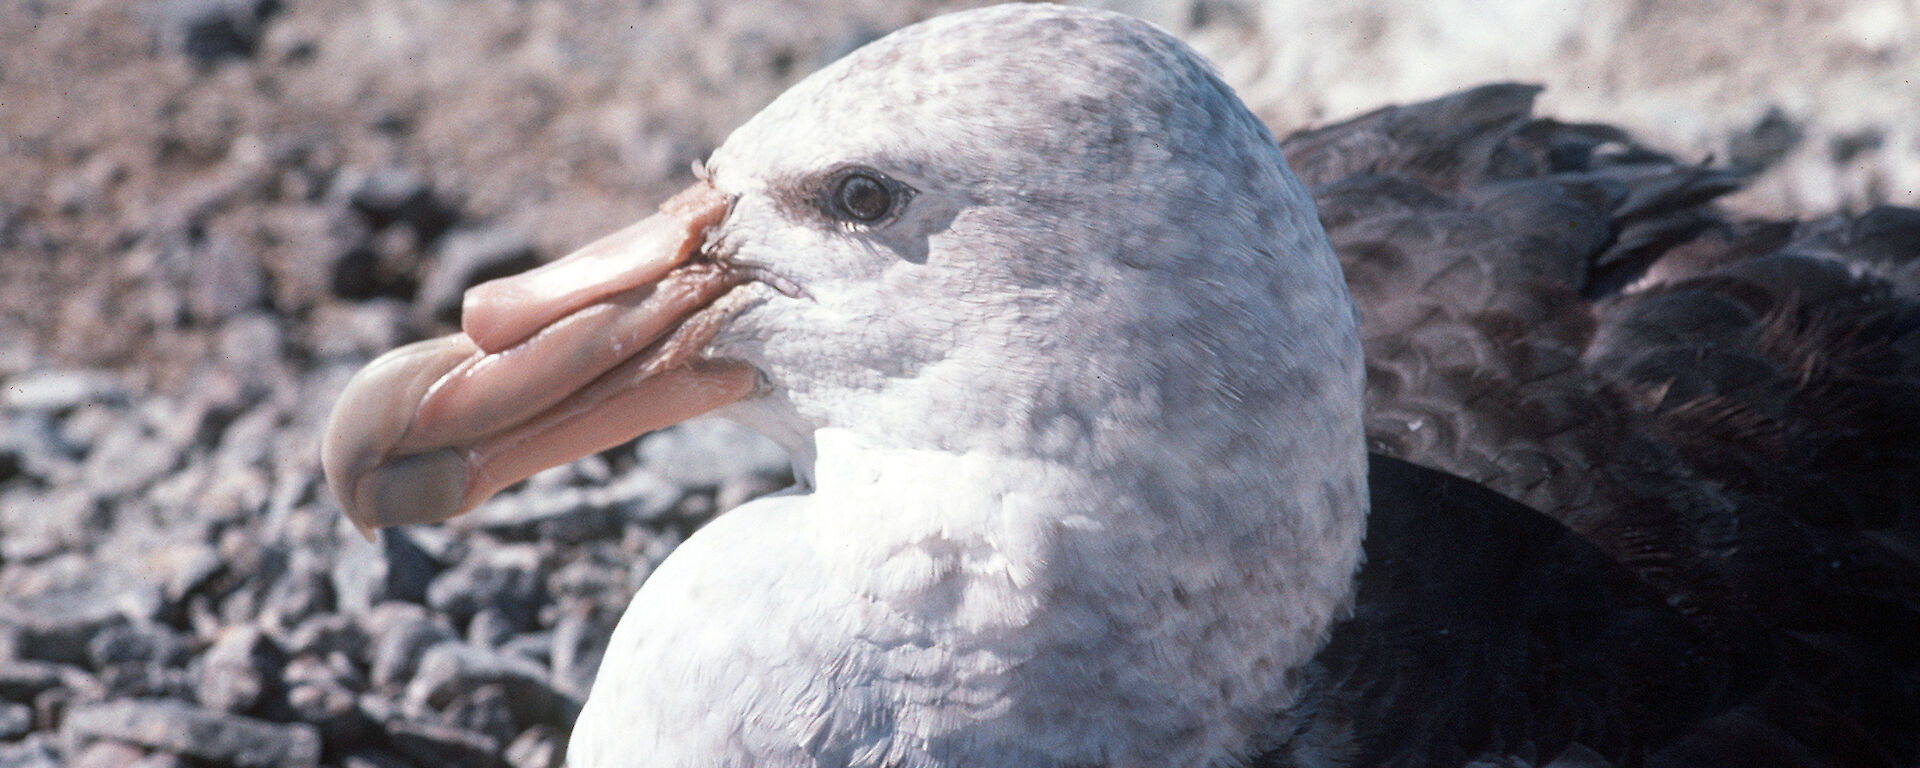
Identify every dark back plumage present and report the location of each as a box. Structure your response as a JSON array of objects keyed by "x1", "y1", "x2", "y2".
[{"x1": 1261, "y1": 85, "x2": 1920, "y2": 767}]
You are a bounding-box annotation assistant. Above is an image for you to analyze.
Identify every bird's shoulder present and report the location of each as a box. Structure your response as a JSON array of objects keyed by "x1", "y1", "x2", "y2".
[{"x1": 1269, "y1": 85, "x2": 1920, "y2": 767}]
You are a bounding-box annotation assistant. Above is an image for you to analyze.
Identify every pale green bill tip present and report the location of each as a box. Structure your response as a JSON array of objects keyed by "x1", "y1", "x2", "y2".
[{"x1": 360, "y1": 448, "x2": 470, "y2": 529}]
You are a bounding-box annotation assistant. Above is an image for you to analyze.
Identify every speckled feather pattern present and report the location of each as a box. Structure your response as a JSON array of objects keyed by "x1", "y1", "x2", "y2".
[
  {"x1": 563, "y1": 7, "x2": 1920, "y2": 768},
  {"x1": 571, "y1": 6, "x2": 1366, "y2": 768}
]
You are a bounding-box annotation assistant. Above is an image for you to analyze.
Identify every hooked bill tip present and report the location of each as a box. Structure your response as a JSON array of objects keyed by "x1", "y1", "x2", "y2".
[{"x1": 354, "y1": 448, "x2": 471, "y2": 530}]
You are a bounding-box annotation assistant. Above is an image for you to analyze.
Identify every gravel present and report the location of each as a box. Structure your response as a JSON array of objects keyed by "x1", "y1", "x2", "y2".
[
  {"x1": 0, "y1": 238, "x2": 785, "y2": 767},
  {"x1": 1, "y1": 0, "x2": 1910, "y2": 765},
  {"x1": 60, "y1": 700, "x2": 322, "y2": 768}
]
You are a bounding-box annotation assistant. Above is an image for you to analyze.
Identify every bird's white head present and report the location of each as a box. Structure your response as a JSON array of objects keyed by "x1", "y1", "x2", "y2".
[
  {"x1": 323, "y1": 5, "x2": 1367, "y2": 767},
  {"x1": 698, "y1": 4, "x2": 1360, "y2": 481}
]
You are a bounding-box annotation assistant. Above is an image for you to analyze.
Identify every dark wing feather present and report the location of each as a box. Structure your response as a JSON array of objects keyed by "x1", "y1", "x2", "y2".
[
  {"x1": 1263, "y1": 455, "x2": 1729, "y2": 768},
  {"x1": 1263, "y1": 85, "x2": 1920, "y2": 766}
]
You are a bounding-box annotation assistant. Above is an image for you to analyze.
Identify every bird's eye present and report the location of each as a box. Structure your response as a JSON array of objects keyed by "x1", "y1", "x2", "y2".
[{"x1": 831, "y1": 172, "x2": 894, "y2": 223}]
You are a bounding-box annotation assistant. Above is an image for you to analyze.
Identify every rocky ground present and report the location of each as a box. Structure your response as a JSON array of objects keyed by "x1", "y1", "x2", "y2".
[{"x1": 0, "y1": 1, "x2": 1913, "y2": 766}]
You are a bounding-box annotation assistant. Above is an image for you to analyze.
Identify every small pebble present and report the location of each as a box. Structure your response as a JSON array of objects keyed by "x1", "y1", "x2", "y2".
[
  {"x1": 445, "y1": 683, "x2": 519, "y2": 748},
  {"x1": 417, "y1": 225, "x2": 539, "y2": 323},
  {"x1": 285, "y1": 614, "x2": 370, "y2": 662},
  {"x1": 60, "y1": 700, "x2": 320, "y2": 768},
  {"x1": 505, "y1": 724, "x2": 564, "y2": 768},
  {"x1": 132, "y1": 752, "x2": 191, "y2": 768},
  {"x1": 65, "y1": 740, "x2": 144, "y2": 768},
  {"x1": 0, "y1": 662, "x2": 66, "y2": 705},
  {"x1": 368, "y1": 615, "x2": 455, "y2": 689},
  {"x1": 87, "y1": 624, "x2": 191, "y2": 670},
  {"x1": 384, "y1": 719, "x2": 501, "y2": 768},
  {"x1": 403, "y1": 643, "x2": 570, "y2": 726},
  {"x1": 339, "y1": 749, "x2": 414, "y2": 768},
  {"x1": 425, "y1": 545, "x2": 545, "y2": 631},
  {"x1": 0, "y1": 702, "x2": 32, "y2": 740},
  {"x1": 0, "y1": 733, "x2": 61, "y2": 768},
  {"x1": 194, "y1": 627, "x2": 286, "y2": 715}
]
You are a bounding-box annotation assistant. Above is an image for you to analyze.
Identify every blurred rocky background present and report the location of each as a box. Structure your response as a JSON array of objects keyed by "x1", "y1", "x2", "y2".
[{"x1": 0, "y1": 1, "x2": 1913, "y2": 766}]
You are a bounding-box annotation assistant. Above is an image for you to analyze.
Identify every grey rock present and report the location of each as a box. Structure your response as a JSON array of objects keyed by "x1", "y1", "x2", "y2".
[
  {"x1": 1729, "y1": 106, "x2": 1803, "y2": 172},
  {"x1": 540, "y1": 453, "x2": 613, "y2": 487},
  {"x1": 79, "y1": 418, "x2": 179, "y2": 499},
  {"x1": 152, "y1": 543, "x2": 226, "y2": 609},
  {"x1": 332, "y1": 528, "x2": 439, "y2": 618},
  {"x1": 194, "y1": 627, "x2": 286, "y2": 715},
  {"x1": 0, "y1": 409, "x2": 82, "y2": 486},
  {"x1": 284, "y1": 652, "x2": 368, "y2": 697},
  {"x1": 95, "y1": 663, "x2": 195, "y2": 702},
  {"x1": 208, "y1": 400, "x2": 283, "y2": 478},
  {"x1": 187, "y1": 233, "x2": 268, "y2": 322},
  {"x1": 460, "y1": 473, "x2": 674, "y2": 542},
  {"x1": 211, "y1": 535, "x2": 269, "y2": 628},
  {"x1": 211, "y1": 312, "x2": 287, "y2": 384},
  {"x1": 152, "y1": 0, "x2": 282, "y2": 63},
  {"x1": 213, "y1": 526, "x2": 267, "y2": 585},
  {"x1": 393, "y1": 524, "x2": 461, "y2": 563},
  {"x1": 282, "y1": 664, "x2": 355, "y2": 710},
  {"x1": 359, "y1": 600, "x2": 432, "y2": 634},
  {"x1": 0, "y1": 370, "x2": 126, "y2": 412},
  {"x1": 547, "y1": 548, "x2": 641, "y2": 608},
  {"x1": 261, "y1": 565, "x2": 335, "y2": 632},
  {"x1": 465, "y1": 607, "x2": 518, "y2": 649},
  {"x1": 305, "y1": 299, "x2": 415, "y2": 361},
  {"x1": 66, "y1": 740, "x2": 144, "y2": 768},
  {"x1": 257, "y1": 201, "x2": 369, "y2": 312},
  {"x1": 260, "y1": 482, "x2": 330, "y2": 549},
  {"x1": 548, "y1": 605, "x2": 614, "y2": 702},
  {"x1": 10, "y1": 666, "x2": 99, "y2": 733},
  {"x1": 176, "y1": 355, "x2": 253, "y2": 417},
  {"x1": 142, "y1": 461, "x2": 216, "y2": 528},
  {"x1": 87, "y1": 624, "x2": 192, "y2": 670},
  {"x1": 338, "y1": 168, "x2": 424, "y2": 222},
  {"x1": 32, "y1": 686, "x2": 73, "y2": 735},
  {"x1": 384, "y1": 720, "x2": 500, "y2": 768},
  {"x1": 0, "y1": 487, "x2": 101, "y2": 561},
  {"x1": 0, "y1": 661, "x2": 66, "y2": 705},
  {"x1": 329, "y1": 227, "x2": 421, "y2": 301},
  {"x1": 0, "y1": 567, "x2": 155, "y2": 666},
  {"x1": 131, "y1": 753, "x2": 191, "y2": 768},
  {"x1": 353, "y1": 689, "x2": 404, "y2": 727},
  {"x1": 381, "y1": 527, "x2": 442, "y2": 604},
  {"x1": 0, "y1": 437, "x2": 19, "y2": 485},
  {"x1": 216, "y1": 583, "x2": 264, "y2": 631},
  {"x1": 60, "y1": 700, "x2": 320, "y2": 768},
  {"x1": 505, "y1": 724, "x2": 563, "y2": 768},
  {"x1": 335, "y1": 167, "x2": 458, "y2": 242},
  {"x1": 496, "y1": 630, "x2": 552, "y2": 666},
  {"x1": 368, "y1": 614, "x2": 456, "y2": 689},
  {"x1": 445, "y1": 683, "x2": 518, "y2": 748},
  {"x1": 418, "y1": 225, "x2": 540, "y2": 323},
  {"x1": 425, "y1": 545, "x2": 545, "y2": 631},
  {"x1": 0, "y1": 733, "x2": 60, "y2": 768},
  {"x1": 285, "y1": 614, "x2": 370, "y2": 662},
  {"x1": 58, "y1": 401, "x2": 122, "y2": 453},
  {"x1": 717, "y1": 471, "x2": 792, "y2": 515},
  {"x1": 403, "y1": 643, "x2": 571, "y2": 727},
  {"x1": 284, "y1": 656, "x2": 373, "y2": 752},
  {"x1": 669, "y1": 490, "x2": 716, "y2": 523},
  {"x1": 0, "y1": 333, "x2": 29, "y2": 381},
  {"x1": 339, "y1": 749, "x2": 414, "y2": 768},
  {"x1": 0, "y1": 701, "x2": 31, "y2": 740},
  {"x1": 636, "y1": 418, "x2": 791, "y2": 488}
]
